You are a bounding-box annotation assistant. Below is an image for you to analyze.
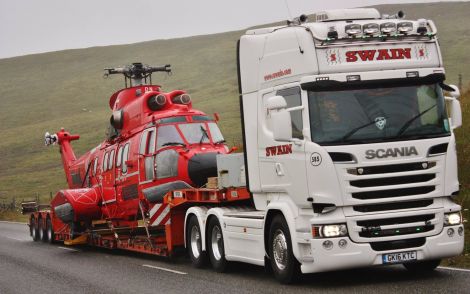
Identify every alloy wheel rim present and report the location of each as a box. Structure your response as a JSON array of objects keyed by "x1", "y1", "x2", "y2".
[
  {"x1": 190, "y1": 225, "x2": 201, "y2": 259},
  {"x1": 211, "y1": 225, "x2": 223, "y2": 261},
  {"x1": 272, "y1": 229, "x2": 288, "y2": 270}
]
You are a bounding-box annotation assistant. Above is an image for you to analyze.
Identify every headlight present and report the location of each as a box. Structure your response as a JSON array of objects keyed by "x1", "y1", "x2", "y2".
[
  {"x1": 444, "y1": 212, "x2": 462, "y2": 226},
  {"x1": 312, "y1": 224, "x2": 348, "y2": 238}
]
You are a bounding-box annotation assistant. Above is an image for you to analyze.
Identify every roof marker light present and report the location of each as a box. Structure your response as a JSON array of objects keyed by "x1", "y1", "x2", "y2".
[
  {"x1": 345, "y1": 24, "x2": 362, "y2": 36},
  {"x1": 380, "y1": 22, "x2": 396, "y2": 34},
  {"x1": 397, "y1": 22, "x2": 413, "y2": 34},
  {"x1": 363, "y1": 23, "x2": 379, "y2": 35}
]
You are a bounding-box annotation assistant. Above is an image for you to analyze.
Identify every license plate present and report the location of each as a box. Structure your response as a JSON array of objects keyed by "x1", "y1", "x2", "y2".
[{"x1": 382, "y1": 251, "x2": 417, "y2": 264}]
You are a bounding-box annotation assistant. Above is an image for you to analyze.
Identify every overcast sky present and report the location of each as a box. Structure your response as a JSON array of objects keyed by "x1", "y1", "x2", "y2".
[{"x1": 0, "y1": 0, "x2": 466, "y2": 59}]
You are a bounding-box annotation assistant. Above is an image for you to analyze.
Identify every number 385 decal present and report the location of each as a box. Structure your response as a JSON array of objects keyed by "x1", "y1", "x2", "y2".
[{"x1": 310, "y1": 152, "x2": 322, "y2": 166}]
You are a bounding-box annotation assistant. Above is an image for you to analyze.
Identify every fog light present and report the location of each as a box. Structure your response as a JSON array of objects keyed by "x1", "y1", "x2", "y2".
[
  {"x1": 447, "y1": 228, "x2": 455, "y2": 237},
  {"x1": 338, "y1": 239, "x2": 348, "y2": 248},
  {"x1": 458, "y1": 227, "x2": 464, "y2": 236},
  {"x1": 323, "y1": 240, "x2": 333, "y2": 250}
]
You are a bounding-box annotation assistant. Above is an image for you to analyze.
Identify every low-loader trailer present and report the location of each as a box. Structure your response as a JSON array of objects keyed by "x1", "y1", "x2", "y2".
[{"x1": 25, "y1": 9, "x2": 464, "y2": 283}]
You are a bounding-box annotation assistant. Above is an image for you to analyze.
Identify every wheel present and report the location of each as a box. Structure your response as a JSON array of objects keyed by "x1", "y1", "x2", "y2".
[
  {"x1": 403, "y1": 259, "x2": 441, "y2": 273},
  {"x1": 268, "y1": 215, "x2": 300, "y2": 284},
  {"x1": 40, "y1": 217, "x2": 48, "y2": 242},
  {"x1": 207, "y1": 217, "x2": 228, "y2": 272},
  {"x1": 186, "y1": 216, "x2": 207, "y2": 268},
  {"x1": 38, "y1": 217, "x2": 45, "y2": 242},
  {"x1": 30, "y1": 216, "x2": 39, "y2": 242},
  {"x1": 46, "y1": 217, "x2": 55, "y2": 244}
]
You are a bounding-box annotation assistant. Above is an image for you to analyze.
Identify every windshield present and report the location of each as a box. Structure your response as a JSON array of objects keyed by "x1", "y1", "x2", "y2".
[
  {"x1": 178, "y1": 122, "x2": 225, "y2": 144},
  {"x1": 307, "y1": 83, "x2": 450, "y2": 145}
]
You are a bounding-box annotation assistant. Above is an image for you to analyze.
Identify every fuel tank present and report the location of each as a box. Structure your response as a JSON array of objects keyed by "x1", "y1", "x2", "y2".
[{"x1": 51, "y1": 188, "x2": 101, "y2": 223}]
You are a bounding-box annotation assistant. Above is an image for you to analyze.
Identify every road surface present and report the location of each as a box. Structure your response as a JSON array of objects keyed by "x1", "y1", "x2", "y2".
[{"x1": 0, "y1": 221, "x2": 468, "y2": 294}]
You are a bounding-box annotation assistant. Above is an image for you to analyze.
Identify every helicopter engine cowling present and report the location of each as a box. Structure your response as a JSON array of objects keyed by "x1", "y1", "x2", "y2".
[{"x1": 51, "y1": 188, "x2": 101, "y2": 223}]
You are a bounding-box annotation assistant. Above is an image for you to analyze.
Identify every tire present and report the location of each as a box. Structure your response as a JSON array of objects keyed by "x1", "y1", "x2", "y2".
[
  {"x1": 31, "y1": 217, "x2": 39, "y2": 242},
  {"x1": 403, "y1": 259, "x2": 441, "y2": 273},
  {"x1": 207, "y1": 217, "x2": 228, "y2": 272},
  {"x1": 40, "y1": 217, "x2": 48, "y2": 242},
  {"x1": 38, "y1": 217, "x2": 45, "y2": 242},
  {"x1": 186, "y1": 216, "x2": 207, "y2": 268},
  {"x1": 46, "y1": 217, "x2": 55, "y2": 244},
  {"x1": 268, "y1": 215, "x2": 301, "y2": 284}
]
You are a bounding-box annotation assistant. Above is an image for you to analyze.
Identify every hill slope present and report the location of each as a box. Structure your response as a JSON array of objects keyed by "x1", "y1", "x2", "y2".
[{"x1": 0, "y1": 2, "x2": 469, "y2": 205}]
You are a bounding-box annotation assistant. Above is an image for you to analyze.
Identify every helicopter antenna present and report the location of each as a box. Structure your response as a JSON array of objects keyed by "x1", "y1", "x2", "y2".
[{"x1": 104, "y1": 62, "x2": 171, "y2": 88}]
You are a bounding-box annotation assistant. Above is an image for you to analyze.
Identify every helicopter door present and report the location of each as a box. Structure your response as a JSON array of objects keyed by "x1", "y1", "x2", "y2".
[
  {"x1": 101, "y1": 147, "x2": 117, "y2": 204},
  {"x1": 139, "y1": 127, "x2": 157, "y2": 183}
]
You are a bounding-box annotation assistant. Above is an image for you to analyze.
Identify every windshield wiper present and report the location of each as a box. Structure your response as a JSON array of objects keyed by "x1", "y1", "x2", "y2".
[
  {"x1": 161, "y1": 142, "x2": 185, "y2": 147},
  {"x1": 200, "y1": 125, "x2": 209, "y2": 144},
  {"x1": 341, "y1": 121, "x2": 378, "y2": 141},
  {"x1": 396, "y1": 104, "x2": 437, "y2": 137},
  {"x1": 214, "y1": 139, "x2": 226, "y2": 144}
]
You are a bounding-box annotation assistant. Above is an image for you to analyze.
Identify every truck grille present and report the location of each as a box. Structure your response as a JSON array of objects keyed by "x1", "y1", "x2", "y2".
[
  {"x1": 353, "y1": 199, "x2": 433, "y2": 213},
  {"x1": 350, "y1": 174, "x2": 435, "y2": 188},
  {"x1": 348, "y1": 161, "x2": 432, "y2": 175},
  {"x1": 352, "y1": 186, "x2": 435, "y2": 200}
]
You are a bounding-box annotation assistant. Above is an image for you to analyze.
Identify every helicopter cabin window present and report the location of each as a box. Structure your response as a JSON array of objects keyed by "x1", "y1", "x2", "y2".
[
  {"x1": 157, "y1": 125, "x2": 184, "y2": 148},
  {"x1": 276, "y1": 87, "x2": 303, "y2": 139},
  {"x1": 103, "y1": 152, "x2": 109, "y2": 172},
  {"x1": 156, "y1": 149, "x2": 179, "y2": 179},
  {"x1": 93, "y1": 157, "x2": 98, "y2": 176},
  {"x1": 121, "y1": 143, "x2": 130, "y2": 174},
  {"x1": 108, "y1": 150, "x2": 115, "y2": 170},
  {"x1": 140, "y1": 129, "x2": 156, "y2": 155},
  {"x1": 116, "y1": 146, "x2": 123, "y2": 167}
]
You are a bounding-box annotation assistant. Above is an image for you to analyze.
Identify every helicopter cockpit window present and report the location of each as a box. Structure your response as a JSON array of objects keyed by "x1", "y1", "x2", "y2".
[
  {"x1": 93, "y1": 157, "x2": 98, "y2": 176},
  {"x1": 192, "y1": 115, "x2": 211, "y2": 121},
  {"x1": 122, "y1": 143, "x2": 130, "y2": 174},
  {"x1": 178, "y1": 123, "x2": 210, "y2": 144},
  {"x1": 103, "y1": 152, "x2": 109, "y2": 172},
  {"x1": 208, "y1": 122, "x2": 224, "y2": 143},
  {"x1": 140, "y1": 129, "x2": 156, "y2": 155},
  {"x1": 157, "y1": 125, "x2": 184, "y2": 148},
  {"x1": 116, "y1": 146, "x2": 123, "y2": 167},
  {"x1": 159, "y1": 117, "x2": 187, "y2": 124},
  {"x1": 109, "y1": 150, "x2": 115, "y2": 170}
]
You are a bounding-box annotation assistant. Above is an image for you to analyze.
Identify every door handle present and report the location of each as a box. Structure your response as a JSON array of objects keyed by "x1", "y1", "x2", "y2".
[{"x1": 275, "y1": 162, "x2": 285, "y2": 176}]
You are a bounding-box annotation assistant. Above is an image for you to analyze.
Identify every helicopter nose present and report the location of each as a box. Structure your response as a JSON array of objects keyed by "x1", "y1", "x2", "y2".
[{"x1": 188, "y1": 152, "x2": 218, "y2": 187}]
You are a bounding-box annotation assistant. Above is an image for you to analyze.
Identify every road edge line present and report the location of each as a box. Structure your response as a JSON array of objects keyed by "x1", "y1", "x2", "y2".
[
  {"x1": 438, "y1": 266, "x2": 470, "y2": 273},
  {"x1": 142, "y1": 264, "x2": 187, "y2": 275}
]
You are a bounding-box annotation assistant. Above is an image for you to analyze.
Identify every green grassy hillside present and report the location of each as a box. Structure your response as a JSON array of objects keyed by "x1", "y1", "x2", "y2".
[{"x1": 0, "y1": 2, "x2": 469, "y2": 217}]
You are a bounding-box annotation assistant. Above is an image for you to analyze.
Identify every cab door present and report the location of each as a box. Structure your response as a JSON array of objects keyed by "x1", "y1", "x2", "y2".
[{"x1": 258, "y1": 85, "x2": 309, "y2": 205}]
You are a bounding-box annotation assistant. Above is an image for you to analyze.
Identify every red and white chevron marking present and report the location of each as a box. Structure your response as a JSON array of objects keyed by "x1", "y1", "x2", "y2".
[{"x1": 149, "y1": 203, "x2": 171, "y2": 226}]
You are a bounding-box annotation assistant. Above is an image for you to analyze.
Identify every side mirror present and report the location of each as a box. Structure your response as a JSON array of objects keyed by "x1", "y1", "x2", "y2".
[
  {"x1": 445, "y1": 96, "x2": 462, "y2": 129},
  {"x1": 447, "y1": 84, "x2": 461, "y2": 99},
  {"x1": 267, "y1": 96, "x2": 292, "y2": 141}
]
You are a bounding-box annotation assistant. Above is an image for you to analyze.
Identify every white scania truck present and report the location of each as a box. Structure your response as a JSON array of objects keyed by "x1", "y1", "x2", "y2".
[{"x1": 183, "y1": 8, "x2": 465, "y2": 284}]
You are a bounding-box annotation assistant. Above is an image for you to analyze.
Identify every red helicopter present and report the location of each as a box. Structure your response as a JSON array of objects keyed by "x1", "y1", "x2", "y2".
[{"x1": 44, "y1": 63, "x2": 229, "y2": 236}]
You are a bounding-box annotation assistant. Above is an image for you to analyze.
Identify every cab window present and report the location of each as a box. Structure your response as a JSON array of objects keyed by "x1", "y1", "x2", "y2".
[
  {"x1": 276, "y1": 87, "x2": 303, "y2": 139},
  {"x1": 121, "y1": 143, "x2": 130, "y2": 174}
]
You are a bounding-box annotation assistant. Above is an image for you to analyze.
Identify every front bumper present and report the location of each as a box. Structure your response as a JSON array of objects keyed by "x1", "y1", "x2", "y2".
[{"x1": 299, "y1": 224, "x2": 464, "y2": 274}]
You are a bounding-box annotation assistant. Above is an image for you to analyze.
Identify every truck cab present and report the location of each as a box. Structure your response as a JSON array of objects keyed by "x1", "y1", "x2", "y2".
[{"x1": 235, "y1": 8, "x2": 463, "y2": 281}]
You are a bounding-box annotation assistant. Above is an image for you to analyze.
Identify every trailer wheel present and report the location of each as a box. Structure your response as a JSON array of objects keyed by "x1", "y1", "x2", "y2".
[
  {"x1": 46, "y1": 217, "x2": 55, "y2": 244},
  {"x1": 207, "y1": 217, "x2": 228, "y2": 272},
  {"x1": 403, "y1": 259, "x2": 441, "y2": 273},
  {"x1": 186, "y1": 215, "x2": 207, "y2": 268},
  {"x1": 30, "y1": 216, "x2": 39, "y2": 242},
  {"x1": 268, "y1": 215, "x2": 300, "y2": 284},
  {"x1": 38, "y1": 216, "x2": 45, "y2": 242}
]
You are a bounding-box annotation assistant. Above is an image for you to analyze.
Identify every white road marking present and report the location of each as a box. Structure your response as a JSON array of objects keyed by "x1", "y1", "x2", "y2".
[
  {"x1": 58, "y1": 246, "x2": 80, "y2": 252},
  {"x1": 438, "y1": 266, "x2": 470, "y2": 273},
  {"x1": 5, "y1": 236, "x2": 28, "y2": 242},
  {"x1": 0, "y1": 221, "x2": 27, "y2": 225},
  {"x1": 142, "y1": 264, "x2": 187, "y2": 275}
]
